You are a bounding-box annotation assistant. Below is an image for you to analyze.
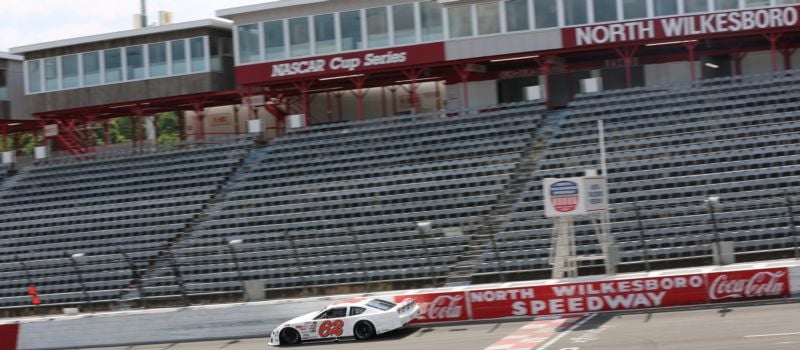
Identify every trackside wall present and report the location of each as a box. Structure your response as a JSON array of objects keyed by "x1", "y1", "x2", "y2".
[{"x1": 6, "y1": 260, "x2": 800, "y2": 350}]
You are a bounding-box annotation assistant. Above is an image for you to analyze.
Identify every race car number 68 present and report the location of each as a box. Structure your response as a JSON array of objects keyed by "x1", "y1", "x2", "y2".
[{"x1": 318, "y1": 320, "x2": 344, "y2": 337}]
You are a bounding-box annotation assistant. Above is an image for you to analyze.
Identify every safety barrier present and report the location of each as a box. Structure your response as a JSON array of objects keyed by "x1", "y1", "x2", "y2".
[
  {"x1": 394, "y1": 266, "x2": 792, "y2": 323},
  {"x1": 4, "y1": 259, "x2": 800, "y2": 349}
]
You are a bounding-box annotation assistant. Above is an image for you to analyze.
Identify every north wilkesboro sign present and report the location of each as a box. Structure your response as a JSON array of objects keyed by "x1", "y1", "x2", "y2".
[{"x1": 563, "y1": 5, "x2": 799, "y2": 47}]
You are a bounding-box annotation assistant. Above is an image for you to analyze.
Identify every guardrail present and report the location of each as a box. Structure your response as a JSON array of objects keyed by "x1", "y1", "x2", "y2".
[{"x1": 3, "y1": 259, "x2": 800, "y2": 350}]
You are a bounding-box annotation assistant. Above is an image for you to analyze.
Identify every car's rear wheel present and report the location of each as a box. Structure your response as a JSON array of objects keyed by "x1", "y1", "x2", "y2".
[
  {"x1": 280, "y1": 328, "x2": 301, "y2": 345},
  {"x1": 353, "y1": 321, "x2": 376, "y2": 340}
]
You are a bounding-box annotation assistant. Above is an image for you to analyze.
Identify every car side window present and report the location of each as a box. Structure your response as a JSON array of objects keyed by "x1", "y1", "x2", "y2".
[
  {"x1": 349, "y1": 307, "x2": 366, "y2": 316},
  {"x1": 325, "y1": 307, "x2": 347, "y2": 319}
]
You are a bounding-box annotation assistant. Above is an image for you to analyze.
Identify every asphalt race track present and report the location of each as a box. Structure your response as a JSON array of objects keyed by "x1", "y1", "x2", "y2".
[{"x1": 89, "y1": 302, "x2": 800, "y2": 350}]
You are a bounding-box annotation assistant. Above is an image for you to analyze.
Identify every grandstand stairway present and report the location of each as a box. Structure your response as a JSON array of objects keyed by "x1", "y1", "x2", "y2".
[{"x1": 444, "y1": 112, "x2": 559, "y2": 285}]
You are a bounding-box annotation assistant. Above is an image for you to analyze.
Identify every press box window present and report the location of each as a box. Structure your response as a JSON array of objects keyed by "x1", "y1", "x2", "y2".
[
  {"x1": 125, "y1": 45, "x2": 145, "y2": 80},
  {"x1": 60, "y1": 54, "x2": 79, "y2": 89},
  {"x1": 27, "y1": 60, "x2": 42, "y2": 93},
  {"x1": 505, "y1": 0, "x2": 530, "y2": 31},
  {"x1": 289, "y1": 17, "x2": 311, "y2": 57},
  {"x1": 44, "y1": 57, "x2": 58, "y2": 91},
  {"x1": 149, "y1": 42, "x2": 168, "y2": 77},
  {"x1": 477, "y1": 2, "x2": 501, "y2": 35},
  {"x1": 82, "y1": 51, "x2": 101, "y2": 86},
  {"x1": 237, "y1": 24, "x2": 261, "y2": 64},
  {"x1": 171, "y1": 40, "x2": 187, "y2": 74},
  {"x1": 367, "y1": 7, "x2": 389, "y2": 48},
  {"x1": 622, "y1": 0, "x2": 647, "y2": 19},
  {"x1": 420, "y1": 1, "x2": 444, "y2": 41},
  {"x1": 593, "y1": 0, "x2": 618, "y2": 22},
  {"x1": 393, "y1": 3, "x2": 416, "y2": 45},
  {"x1": 534, "y1": 0, "x2": 558, "y2": 28},
  {"x1": 263, "y1": 20, "x2": 286, "y2": 60},
  {"x1": 190, "y1": 37, "x2": 206, "y2": 72},
  {"x1": 564, "y1": 0, "x2": 588, "y2": 26},
  {"x1": 448, "y1": 6, "x2": 473, "y2": 38},
  {"x1": 340, "y1": 10, "x2": 363, "y2": 51},
  {"x1": 314, "y1": 14, "x2": 336, "y2": 55}
]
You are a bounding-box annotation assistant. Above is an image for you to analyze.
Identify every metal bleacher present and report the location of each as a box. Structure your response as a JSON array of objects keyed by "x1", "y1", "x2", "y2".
[
  {"x1": 0, "y1": 136, "x2": 255, "y2": 309},
  {"x1": 480, "y1": 70, "x2": 800, "y2": 275},
  {"x1": 5, "y1": 70, "x2": 800, "y2": 311},
  {"x1": 154, "y1": 102, "x2": 545, "y2": 297}
]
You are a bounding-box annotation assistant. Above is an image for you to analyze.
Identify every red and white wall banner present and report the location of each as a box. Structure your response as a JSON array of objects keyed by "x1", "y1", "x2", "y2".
[
  {"x1": 235, "y1": 42, "x2": 446, "y2": 86},
  {"x1": 393, "y1": 291, "x2": 470, "y2": 323},
  {"x1": 394, "y1": 267, "x2": 789, "y2": 323},
  {"x1": 0, "y1": 323, "x2": 19, "y2": 350},
  {"x1": 563, "y1": 5, "x2": 800, "y2": 48}
]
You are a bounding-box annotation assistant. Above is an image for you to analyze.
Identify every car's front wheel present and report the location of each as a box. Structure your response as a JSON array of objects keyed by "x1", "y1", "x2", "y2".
[
  {"x1": 353, "y1": 321, "x2": 376, "y2": 341},
  {"x1": 279, "y1": 328, "x2": 301, "y2": 345}
]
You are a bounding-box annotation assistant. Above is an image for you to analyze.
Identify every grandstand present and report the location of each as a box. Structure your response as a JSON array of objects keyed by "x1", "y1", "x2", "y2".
[{"x1": 2, "y1": 0, "x2": 800, "y2": 316}]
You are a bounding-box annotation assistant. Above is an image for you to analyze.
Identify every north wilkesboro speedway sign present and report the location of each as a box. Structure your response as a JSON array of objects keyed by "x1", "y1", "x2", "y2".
[
  {"x1": 394, "y1": 267, "x2": 789, "y2": 322},
  {"x1": 562, "y1": 5, "x2": 800, "y2": 47}
]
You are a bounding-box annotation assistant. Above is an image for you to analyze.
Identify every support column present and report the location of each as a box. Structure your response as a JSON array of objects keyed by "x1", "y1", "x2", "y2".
[
  {"x1": 683, "y1": 41, "x2": 699, "y2": 82},
  {"x1": 292, "y1": 80, "x2": 314, "y2": 126},
  {"x1": 434, "y1": 80, "x2": 441, "y2": 111},
  {"x1": 534, "y1": 56, "x2": 553, "y2": 108},
  {"x1": 731, "y1": 49, "x2": 746, "y2": 77},
  {"x1": 402, "y1": 69, "x2": 423, "y2": 113},
  {"x1": 233, "y1": 105, "x2": 241, "y2": 135},
  {"x1": 130, "y1": 114, "x2": 139, "y2": 148},
  {"x1": 333, "y1": 91, "x2": 344, "y2": 121},
  {"x1": 781, "y1": 44, "x2": 797, "y2": 71},
  {"x1": 1, "y1": 125, "x2": 7, "y2": 152},
  {"x1": 380, "y1": 87, "x2": 387, "y2": 117},
  {"x1": 388, "y1": 86, "x2": 398, "y2": 115},
  {"x1": 103, "y1": 121, "x2": 111, "y2": 146},
  {"x1": 764, "y1": 32, "x2": 783, "y2": 74},
  {"x1": 12, "y1": 133, "x2": 20, "y2": 155},
  {"x1": 191, "y1": 101, "x2": 205, "y2": 141},
  {"x1": 613, "y1": 45, "x2": 639, "y2": 88},
  {"x1": 85, "y1": 115, "x2": 96, "y2": 152},
  {"x1": 453, "y1": 65, "x2": 471, "y2": 109},
  {"x1": 349, "y1": 75, "x2": 368, "y2": 121},
  {"x1": 326, "y1": 92, "x2": 334, "y2": 123}
]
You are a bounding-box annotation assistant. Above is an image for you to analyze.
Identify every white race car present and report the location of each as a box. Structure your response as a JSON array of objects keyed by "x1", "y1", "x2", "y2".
[{"x1": 268, "y1": 297, "x2": 419, "y2": 346}]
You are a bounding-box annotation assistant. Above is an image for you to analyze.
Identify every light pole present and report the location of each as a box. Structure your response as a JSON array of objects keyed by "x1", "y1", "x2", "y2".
[
  {"x1": 118, "y1": 250, "x2": 146, "y2": 307},
  {"x1": 226, "y1": 239, "x2": 247, "y2": 301},
  {"x1": 785, "y1": 192, "x2": 799, "y2": 259},
  {"x1": 632, "y1": 202, "x2": 651, "y2": 272},
  {"x1": 704, "y1": 196, "x2": 724, "y2": 265},
  {"x1": 347, "y1": 227, "x2": 370, "y2": 292},
  {"x1": 70, "y1": 253, "x2": 90, "y2": 309},
  {"x1": 416, "y1": 221, "x2": 437, "y2": 288}
]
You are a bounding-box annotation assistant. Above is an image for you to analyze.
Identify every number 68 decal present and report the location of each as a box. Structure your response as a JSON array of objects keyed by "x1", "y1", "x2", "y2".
[{"x1": 318, "y1": 320, "x2": 344, "y2": 337}]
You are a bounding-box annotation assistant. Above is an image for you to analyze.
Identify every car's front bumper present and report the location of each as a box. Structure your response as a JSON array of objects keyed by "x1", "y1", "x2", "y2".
[{"x1": 267, "y1": 331, "x2": 280, "y2": 346}]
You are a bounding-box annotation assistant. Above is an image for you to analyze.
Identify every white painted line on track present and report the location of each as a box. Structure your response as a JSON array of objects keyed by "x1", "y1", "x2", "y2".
[
  {"x1": 744, "y1": 332, "x2": 800, "y2": 338},
  {"x1": 536, "y1": 313, "x2": 597, "y2": 350}
]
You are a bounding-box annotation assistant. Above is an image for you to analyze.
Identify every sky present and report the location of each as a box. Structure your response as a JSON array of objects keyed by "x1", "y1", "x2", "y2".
[{"x1": 0, "y1": 0, "x2": 277, "y2": 52}]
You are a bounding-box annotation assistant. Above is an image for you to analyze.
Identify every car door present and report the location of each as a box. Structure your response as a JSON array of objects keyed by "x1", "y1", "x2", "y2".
[{"x1": 313, "y1": 307, "x2": 348, "y2": 339}]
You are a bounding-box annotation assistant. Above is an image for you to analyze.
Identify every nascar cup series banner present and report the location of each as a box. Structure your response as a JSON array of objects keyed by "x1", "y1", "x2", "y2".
[
  {"x1": 394, "y1": 267, "x2": 789, "y2": 323},
  {"x1": 235, "y1": 42, "x2": 445, "y2": 86},
  {"x1": 542, "y1": 176, "x2": 608, "y2": 217},
  {"x1": 562, "y1": 5, "x2": 800, "y2": 48}
]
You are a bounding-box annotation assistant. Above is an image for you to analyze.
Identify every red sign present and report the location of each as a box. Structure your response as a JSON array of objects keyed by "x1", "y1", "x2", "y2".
[
  {"x1": 395, "y1": 267, "x2": 790, "y2": 323},
  {"x1": 469, "y1": 274, "x2": 708, "y2": 319},
  {"x1": 706, "y1": 267, "x2": 789, "y2": 302},
  {"x1": 236, "y1": 42, "x2": 446, "y2": 86},
  {"x1": 393, "y1": 291, "x2": 469, "y2": 323},
  {"x1": 0, "y1": 324, "x2": 18, "y2": 350},
  {"x1": 563, "y1": 5, "x2": 800, "y2": 48}
]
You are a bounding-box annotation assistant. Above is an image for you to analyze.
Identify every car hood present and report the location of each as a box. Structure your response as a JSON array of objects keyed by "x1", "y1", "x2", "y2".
[{"x1": 280, "y1": 310, "x2": 319, "y2": 326}]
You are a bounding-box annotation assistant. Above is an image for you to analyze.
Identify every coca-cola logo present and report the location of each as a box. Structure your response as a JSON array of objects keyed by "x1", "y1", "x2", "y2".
[
  {"x1": 708, "y1": 271, "x2": 787, "y2": 300},
  {"x1": 409, "y1": 294, "x2": 466, "y2": 321}
]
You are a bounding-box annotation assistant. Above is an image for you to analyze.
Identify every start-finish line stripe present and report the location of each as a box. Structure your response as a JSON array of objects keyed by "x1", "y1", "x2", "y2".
[{"x1": 483, "y1": 315, "x2": 586, "y2": 350}]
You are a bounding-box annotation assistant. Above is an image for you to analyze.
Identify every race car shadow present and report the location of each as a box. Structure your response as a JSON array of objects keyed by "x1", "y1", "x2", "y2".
[{"x1": 290, "y1": 327, "x2": 421, "y2": 347}]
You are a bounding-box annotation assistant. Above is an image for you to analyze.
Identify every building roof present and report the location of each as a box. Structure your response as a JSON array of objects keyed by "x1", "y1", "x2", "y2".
[
  {"x1": 9, "y1": 19, "x2": 232, "y2": 55},
  {"x1": 0, "y1": 52, "x2": 23, "y2": 61},
  {"x1": 216, "y1": 0, "x2": 326, "y2": 18}
]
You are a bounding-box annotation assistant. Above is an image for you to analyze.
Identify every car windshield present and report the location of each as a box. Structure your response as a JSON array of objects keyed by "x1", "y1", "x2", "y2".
[{"x1": 365, "y1": 299, "x2": 396, "y2": 311}]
